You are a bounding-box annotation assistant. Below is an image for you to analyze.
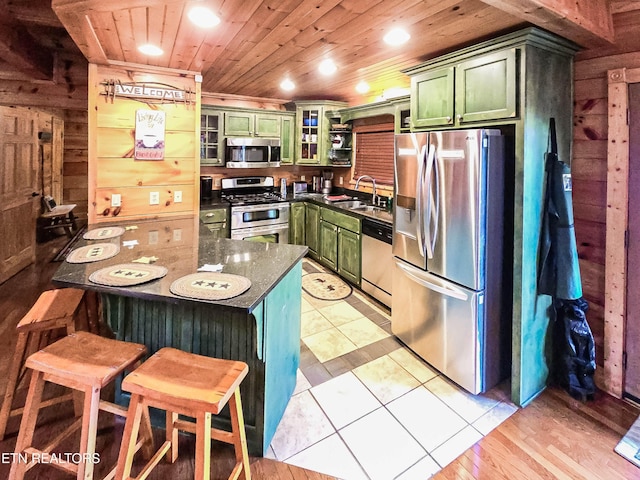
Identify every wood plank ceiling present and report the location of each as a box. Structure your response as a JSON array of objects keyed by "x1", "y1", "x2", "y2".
[{"x1": 1, "y1": 0, "x2": 617, "y2": 105}]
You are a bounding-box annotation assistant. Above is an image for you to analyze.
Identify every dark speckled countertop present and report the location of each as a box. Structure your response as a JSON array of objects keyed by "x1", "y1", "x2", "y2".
[{"x1": 52, "y1": 215, "x2": 307, "y2": 312}]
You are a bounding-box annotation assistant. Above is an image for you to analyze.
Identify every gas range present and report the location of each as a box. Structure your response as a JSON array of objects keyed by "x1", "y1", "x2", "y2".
[
  {"x1": 220, "y1": 176, "x2": 287, "y2": 206},
  {"x1": 221, "y1": 176, "x2": 290, "y2": 244}
]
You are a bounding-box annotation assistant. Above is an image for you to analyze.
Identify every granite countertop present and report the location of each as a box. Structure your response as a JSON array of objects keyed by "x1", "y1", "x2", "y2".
[
  {"x1": 288, "y1": 192, "x2": 393, "y2": 225},
  {"x1": 52, "y1": 215, "x2": 307, "y2": 312}
]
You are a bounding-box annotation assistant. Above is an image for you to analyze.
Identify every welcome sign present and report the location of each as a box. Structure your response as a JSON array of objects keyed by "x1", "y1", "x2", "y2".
[{"x1": 101, "y1": 80, "x2": 194, "y2": 104}]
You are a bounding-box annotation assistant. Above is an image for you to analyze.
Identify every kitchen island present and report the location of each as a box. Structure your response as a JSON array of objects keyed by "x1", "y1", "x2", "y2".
[{"x1": 52, "y1": 215, "x2": 308, "y2": 456}]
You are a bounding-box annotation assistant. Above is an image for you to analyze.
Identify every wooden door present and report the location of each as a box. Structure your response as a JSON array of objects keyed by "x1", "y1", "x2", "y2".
[
  {"x1": 625, "y1": 82, "x2": 640, "y2": 400},
  {"x1": 0, "y1": 106, "x2": 39, "y2": 284}
]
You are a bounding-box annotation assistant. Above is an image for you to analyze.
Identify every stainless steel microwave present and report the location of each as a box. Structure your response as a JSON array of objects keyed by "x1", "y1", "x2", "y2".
[{"x1": 225, "y1": 138, "x2": 281, "y2": 168}]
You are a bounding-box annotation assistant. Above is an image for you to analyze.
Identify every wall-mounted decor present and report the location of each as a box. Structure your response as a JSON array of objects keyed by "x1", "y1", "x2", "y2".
[
  {"x1": 135, "y1": 109, "x2": 166, "y2": 160},
  {"x1": 101, "y1": 80, "x2": 195, "y2": 105}
]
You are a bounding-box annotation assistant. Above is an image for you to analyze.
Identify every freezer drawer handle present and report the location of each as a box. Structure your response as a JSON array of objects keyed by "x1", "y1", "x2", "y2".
[{"x1": 395, "y1": 260, "x2": 468, "y2": 301}]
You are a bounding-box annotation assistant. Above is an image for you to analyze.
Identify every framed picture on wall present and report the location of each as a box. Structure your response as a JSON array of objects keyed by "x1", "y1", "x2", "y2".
[{"x1": 135, "y1": 109, "x2": 166, "y2": 160}]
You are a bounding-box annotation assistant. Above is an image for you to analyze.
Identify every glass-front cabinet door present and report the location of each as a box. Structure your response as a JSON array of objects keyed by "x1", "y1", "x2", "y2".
[
  {"x1": 200, "y1": 111, "x2": 223, "y2": 166},
  {"x1": 298, "y1": 107, "x2": 321, "y2": 164}
]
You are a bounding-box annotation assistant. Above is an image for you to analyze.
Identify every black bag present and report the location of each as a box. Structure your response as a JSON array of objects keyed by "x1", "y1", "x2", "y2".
[{"x1": 553, "y1": 298, "x2": 596, "y2": 400}]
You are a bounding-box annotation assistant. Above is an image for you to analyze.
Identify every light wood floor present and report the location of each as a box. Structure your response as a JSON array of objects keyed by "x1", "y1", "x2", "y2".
[{"x1": 0, "y1": 235, "x2": 639, "y2": 479}]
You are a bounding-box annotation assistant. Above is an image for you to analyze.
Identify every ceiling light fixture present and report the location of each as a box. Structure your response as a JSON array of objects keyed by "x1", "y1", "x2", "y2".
[
  {"x1": 138, "y1": 44, "x2": 164, "y2": 56},
  {"x1": 355, "y1": 81, "x2": 370, "y2": 94},
  {"x1": 383, "y1": 28, "x2": 410, "y2": 46},
  {"x1": 318, "y1": 59, "x2": 337, "y2": 76},
  {"x1": 188, "y1": 6, "x2": 220, "y2": 28},
  {"x1": 280, "y1": 78, "x2": 295, "y2": 91}
]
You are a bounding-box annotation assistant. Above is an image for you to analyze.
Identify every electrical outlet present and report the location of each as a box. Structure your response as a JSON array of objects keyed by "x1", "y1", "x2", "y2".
[
  {"x1": 300, "y1": 175, "x2": 306, "y2": 181},
  {"x1": 339, "y1": 176, "x2": 344, "y2": 185},
  {"x1": 148, "y1": 230, "x2": 158, "y2": 245},
  {"x1": 214, "y1": 178, "x2": 221, "y2": 187},
  {"x1": 111, "y1": 194, "x2": 121, "y2": 207},
  {"x1": 173, "y1": 229, "x2": 182, "y2": 242},
  {"x1": 174, "y1": 191, "x2": 182, "y2": 203},
  {"x1": 149, "y1": 191, "x2": 159, "y2": 205}
]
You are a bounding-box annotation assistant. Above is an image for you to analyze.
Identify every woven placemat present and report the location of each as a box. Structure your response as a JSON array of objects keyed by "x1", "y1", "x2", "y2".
[
  {"x1": 83, "y1": 226, "x2": 126, "y2": 240},
  {"x1": 89, "y1": 263, "x2": 168, "y2": 287},
  {"x1": 302, "y1": 272, "x2": 352, "y2": 300},
  {"x1": 170, "y1": 272, "x2": 251, "y2": 301},
  {"x1": 65, "y1": 243, "x2": 120, "y2": 264}
]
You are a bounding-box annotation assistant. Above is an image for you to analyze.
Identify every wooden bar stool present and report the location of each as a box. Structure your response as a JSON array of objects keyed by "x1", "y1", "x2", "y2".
[
  {"x1": 115, "y1": 348, "x2": 251, "y2": 480},
  {"x1": 8, "y1": 331, "x2": 153, "y2": 480},
  {"x1": 0, "y1": 288, "x2": 86, "y2": 441}
]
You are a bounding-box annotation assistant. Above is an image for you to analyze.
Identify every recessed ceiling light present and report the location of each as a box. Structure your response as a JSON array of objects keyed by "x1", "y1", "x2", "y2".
[
  {"x1": 280, "y1": 78, "x2": 295, "y2": 91},
  {"x1": 318, "y1": 59, "x2": 337, "y2": 76},
  {"x1": 188, "y1": 6, "x2": 220, "y2": 28},
  {"x1": 356, "y1": 81, "x2": 370, "y2": 94},
  {"x1": 138, "y1": 44, "x2": 164, "y2": 56},
  {"x1": 383, "y1": 28, "x2": 410, "y2": 46}
]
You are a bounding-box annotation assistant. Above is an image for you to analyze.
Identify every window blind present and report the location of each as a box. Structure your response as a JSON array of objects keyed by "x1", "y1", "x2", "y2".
[{"x1": 353, "y1": 122, "x2": 394, "y2": 186}]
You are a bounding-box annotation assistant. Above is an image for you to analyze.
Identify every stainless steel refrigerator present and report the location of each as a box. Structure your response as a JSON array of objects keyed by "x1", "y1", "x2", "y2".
[{"x1": 392, "y1": 129, "x2": 508, "y2": 394}]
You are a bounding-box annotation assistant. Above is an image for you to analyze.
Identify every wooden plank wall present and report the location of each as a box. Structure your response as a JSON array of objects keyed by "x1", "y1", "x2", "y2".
[
  {"x1": 88, "y1": 64, "x2": 199, "y2": 223},
  {"x1": 63, "y1": 109, "x2": 89, "y2": 221},
  {"x1": 572, "y1": 7, "x2": 640, "y2": 378}
]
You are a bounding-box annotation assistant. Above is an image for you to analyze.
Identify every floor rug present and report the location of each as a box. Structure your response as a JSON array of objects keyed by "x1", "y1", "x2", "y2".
[
  {"x1": 51, "y1": 225, "x2": 87, "y2": 262},
  {"x1": 615, "y1": 414, "x2": 640, "y2": 467},
  {"x1": 302, "y1": 272, "x2": 352, "y2": 301}
]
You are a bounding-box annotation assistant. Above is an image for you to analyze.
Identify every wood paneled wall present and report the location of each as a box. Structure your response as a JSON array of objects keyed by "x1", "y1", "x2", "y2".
[
  {"x1": 572, "y1": 9, "x2": 640, "y2": 384},
  {"x1": 88, "y1": 64, "x2": 199, "y2": 223}
]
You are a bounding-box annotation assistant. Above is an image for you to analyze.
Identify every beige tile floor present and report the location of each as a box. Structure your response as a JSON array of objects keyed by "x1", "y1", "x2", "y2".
[{"x1": 266, "y1": 259, "x2": 518, "y2": 480}]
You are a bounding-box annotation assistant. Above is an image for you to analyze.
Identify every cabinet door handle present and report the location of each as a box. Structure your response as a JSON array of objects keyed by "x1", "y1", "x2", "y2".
[
  {"x1": 206, "y1": 213, "x2": 214, "y2": 217},
  {"x1": 446, "y1": 116, "x2": 452, "y2": 123},
  {"x1": 457, "y1": 114, "x2": 463, "y2": 121}
]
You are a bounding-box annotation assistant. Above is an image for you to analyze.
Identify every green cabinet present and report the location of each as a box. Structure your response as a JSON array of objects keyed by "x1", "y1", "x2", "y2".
[
  {"x1": 319, "y1": 220, "x2": 338, "y2": 270},
  {"x1": 289, "y1": 202, "x2": 306, "y2": 245},
  {"x1": 409, "y1": 49, "x2": 516, "y2": 129},
  {"x1": 224, "y1": 111, "x2": 281, "y2": 137},
  {"x1": 305, "y1": 203, "x2": 320, "y2": 258},
  {"x1": 319, "y1": 206, "x2": 361, "y2": 285},
  {"x1": 200, "y1": 111, "x2": 223, "y2": 166},
  {"x1": 293, "y1": 101, "x2": 347, "y2": 165},
  {"x1": 280, "y1": 114, "x2": 295, "y2": 164},
  {"x1": 337, "y1": 228, "x2": 360, "y2": 285},
  {"x1": 199, "y1": 207, "x2": 229, "y2": 238}
]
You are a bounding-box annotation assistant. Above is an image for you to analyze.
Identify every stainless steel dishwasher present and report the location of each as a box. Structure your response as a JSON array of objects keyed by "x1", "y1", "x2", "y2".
[{"x1": 361, "y1": 217, "x2": 393, "y2": 308}]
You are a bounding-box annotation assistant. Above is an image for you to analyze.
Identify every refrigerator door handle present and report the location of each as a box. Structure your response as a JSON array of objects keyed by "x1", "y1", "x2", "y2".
[
  {"x1": 395, "y1": 260, "x2": 468, "y2": 301},
  {"x1": 415, "y1": 144, "x2": 428, "y2": 257},
  {"x1": 429, "y1": 147, "x2": 440, "y2": 256},
  {"x1": 424, "y1": 144, "x2": 437, "y2": 259}
]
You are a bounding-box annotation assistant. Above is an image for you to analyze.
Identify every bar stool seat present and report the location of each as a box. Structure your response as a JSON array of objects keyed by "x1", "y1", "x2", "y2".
[
  {"x1": 8, "y1": 331, "x2": 153, "y2": 480},
  {"x1": 115, "y1": 347, "x2": 251, "y2": 480},
  {"x1": 0, "y1": 288, "x2": 85, "y2": 441}
]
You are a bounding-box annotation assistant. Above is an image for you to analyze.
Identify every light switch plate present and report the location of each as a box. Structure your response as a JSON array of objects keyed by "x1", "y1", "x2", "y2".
[
  {"x1": 173, "y1": 229, "x2": 182, "y2": 241},
  {"x1": 148, "y1": 230, "x2": 158, "y2": 245},
  {"x1": 111, "y1": 194, "x2": 121, "y2": 207},
  {"x1": 174, "y1": 190, "x2": 182, "y2": 203},
  {"x1": 149, "y1": 191, "x2": 160, "y2": 205}
]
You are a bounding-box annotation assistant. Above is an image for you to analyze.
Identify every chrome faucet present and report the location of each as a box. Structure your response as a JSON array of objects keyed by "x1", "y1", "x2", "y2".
[{"x1": 355, "y1": 175, "x2": 377, "y2": 206}]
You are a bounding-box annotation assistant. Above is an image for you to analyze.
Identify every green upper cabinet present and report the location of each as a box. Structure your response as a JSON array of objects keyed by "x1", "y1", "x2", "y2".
[
  {"x1": 200, "y1": 110, "x2": 223, "y2": 166},
  {"x1": 408, "y1": 48, "x2": 517, "y2": 129},
  {"x1": 455, "y1": 49, "x2": 516, "y2": 124},
  {"x1": 289, "y1": 202, "x2": 305, "y2": 245},
  {"x1": 280, "y1": 114, "x2": 295, "y2": 164},
  {"x1": 224, "y1": 111, "x2": 281, "y2": 137},
  {"x1": 293, "y1": 101, "x2": 347, "y2": 165},
  {"x1": 411, "y1": 67, "x2": 455, "y2": 129}
]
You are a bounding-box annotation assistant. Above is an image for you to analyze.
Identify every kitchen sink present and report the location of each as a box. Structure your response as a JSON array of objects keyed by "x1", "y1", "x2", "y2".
[
  {"x1": 350, "y1": 205, "x2": 384, "y2": 213},
  {"x1": 333, "y1": 200, "x2": 368, "y2": 209}
]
